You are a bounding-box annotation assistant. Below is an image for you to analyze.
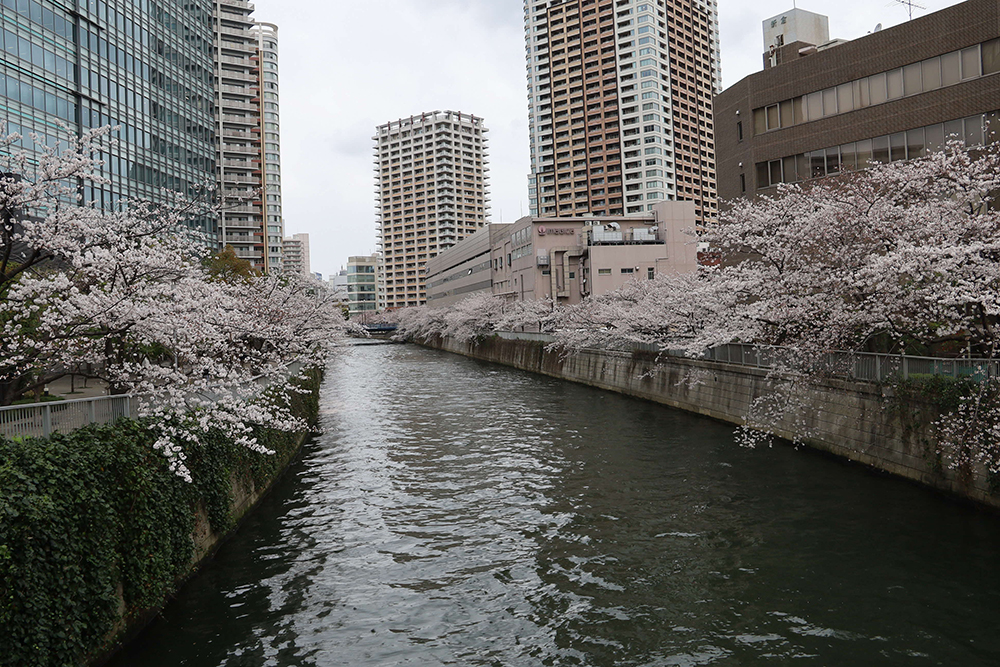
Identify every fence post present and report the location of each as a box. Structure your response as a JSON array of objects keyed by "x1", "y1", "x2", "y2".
[
  {"x1": 42, "y1": 405, "x2": 51, "y2": 437},
  {"x1": 125, "y1": 396, "x2": 131, "y2": 420},
  {"x1": 903, "y1": 356, "x2": 909, "y2": 380},
  {"x1": 88, "y1": 399, "x2": 96, "y2": 425}
]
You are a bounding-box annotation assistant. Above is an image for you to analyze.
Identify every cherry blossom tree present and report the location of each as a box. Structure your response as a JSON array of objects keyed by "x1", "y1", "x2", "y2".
[
  {"x1": 0, "y1": 127, "x2": 350, "y2": 480},
  {"x1": 548, "y1": 141, "x2": 1000, "y2": 361},
  {"x1": 543, "y1": 141, "x2": 1000, "y2": 457}
]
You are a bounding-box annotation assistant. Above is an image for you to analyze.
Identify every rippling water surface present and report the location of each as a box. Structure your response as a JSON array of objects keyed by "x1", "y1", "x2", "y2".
[{"x1": 109, "y1": 344, "x2": 1000, "y2": 666}]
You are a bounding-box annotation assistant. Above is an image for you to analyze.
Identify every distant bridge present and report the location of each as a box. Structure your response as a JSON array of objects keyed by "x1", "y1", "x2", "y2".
[{"x1": 364, "y1": 323, "x2": 398, "y2": 335}]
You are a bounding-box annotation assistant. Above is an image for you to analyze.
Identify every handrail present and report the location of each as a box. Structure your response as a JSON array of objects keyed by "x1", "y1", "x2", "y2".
[
  {"x1": 0, "y1": 395, "x2": 132, "y2": 440},
  {"x1": 492, "y1": 332, "x2": 997, "y2": 382},
  {"x1": 0, "y1": 362, "x2": 306, "y2": 440}
]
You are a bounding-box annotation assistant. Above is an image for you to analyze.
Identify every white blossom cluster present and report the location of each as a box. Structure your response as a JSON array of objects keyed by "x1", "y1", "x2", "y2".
[
  {"x1": 391, "y1": 294, "x2": 556, "y2": 343},
  {"x1": 0, "y1": 127, "x2": 351, "y2": 481}
]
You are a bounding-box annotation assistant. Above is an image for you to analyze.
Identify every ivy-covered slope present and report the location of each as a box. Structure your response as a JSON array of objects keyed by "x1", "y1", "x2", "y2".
[{"x1": 0, "y1": 368, "x2": 320, "y2": 667}]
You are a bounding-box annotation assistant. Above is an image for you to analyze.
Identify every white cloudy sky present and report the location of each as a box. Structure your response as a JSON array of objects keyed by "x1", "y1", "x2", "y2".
[{"x1": 252, "y1": 0, "x2": 964, "y2": 278}]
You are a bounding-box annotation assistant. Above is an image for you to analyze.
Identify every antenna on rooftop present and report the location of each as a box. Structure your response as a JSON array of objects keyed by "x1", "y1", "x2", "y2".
[
  {"x1": 888, "y1": 0, "x2": 926, "y2": 21},
  {"x1": 874, "y1": 22, "x2": 883, "y2": 31}
]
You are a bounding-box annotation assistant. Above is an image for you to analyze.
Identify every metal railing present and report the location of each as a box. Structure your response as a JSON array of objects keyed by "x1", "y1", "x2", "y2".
[
  {"x1": 703, "y1": 343, "x2": 1000, "y2": 383},
  {"x1": 0, "y1": 395, "x2": 132, "y2": 440},
  {"x1": 0, "y1": 363, "x2": 306, "y2": 441},
  {"x1": 493, "y1": 332, "x2": 999, "y2": 383}
]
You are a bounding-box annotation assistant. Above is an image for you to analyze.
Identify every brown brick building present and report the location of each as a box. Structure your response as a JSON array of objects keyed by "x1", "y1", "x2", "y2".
[{"x1": 714, "y1": 0, "x2": 1000, "y2": 202}]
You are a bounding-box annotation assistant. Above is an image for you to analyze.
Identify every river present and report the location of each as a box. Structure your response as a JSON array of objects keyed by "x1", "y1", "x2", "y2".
[{"x1": 107, "y1": 344, "x2": 1000, "y2": 666}]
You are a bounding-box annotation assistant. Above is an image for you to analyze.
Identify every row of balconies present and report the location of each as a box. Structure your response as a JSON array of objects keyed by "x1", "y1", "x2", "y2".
[
  {"x1": 222, "y1": 218, "x2": 263, "y2": 230},
  {"x1": 220, "y1": 84, "x2": 256, "y2": 97},
  {"x1": 222, "y1": 174, "x2": 260, "y2": 185},
  {"x1": 218, "y1": 55, "x2": 255, "y2": 68},
  {"x1": 222, "y1": 115, "x2": 257, "y2": 126},
  {"x1": 221, "y1": 147, "x2": 260, "y2": 159},
  {"x1": 218, "y1": 69, "x2": 257, "y2": 83}
]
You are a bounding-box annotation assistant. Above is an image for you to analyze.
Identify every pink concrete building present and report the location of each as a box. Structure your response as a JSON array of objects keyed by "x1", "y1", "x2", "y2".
[{"x1": 425, "y1": 201, "x2": 698, "y2": 307}]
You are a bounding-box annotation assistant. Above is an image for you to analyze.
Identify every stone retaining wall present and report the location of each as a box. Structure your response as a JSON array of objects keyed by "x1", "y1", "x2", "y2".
[{"x1": 423, "y1": 335, "x2": 998, "y2": 509}]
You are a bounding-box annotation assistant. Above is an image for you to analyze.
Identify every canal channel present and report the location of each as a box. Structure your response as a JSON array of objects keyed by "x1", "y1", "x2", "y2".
[{"x1": 107, "y1": 343, "x2": 1000, "y2": 666}]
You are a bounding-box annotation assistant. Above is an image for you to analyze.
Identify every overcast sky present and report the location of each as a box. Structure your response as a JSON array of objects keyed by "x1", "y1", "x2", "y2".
[{"x1": 252, "y1": 0, "x2": 965, "y2": 279}]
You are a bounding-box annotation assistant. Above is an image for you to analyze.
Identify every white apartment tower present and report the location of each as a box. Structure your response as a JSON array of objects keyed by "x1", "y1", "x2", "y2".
[
  {"x1": 524, "y1": 0, "x2": 720, "y2": 224},
  {"x1": 374, "y1": 111, "x2": 490, "y2": 309},
  {"x1": 282, "y1": 233, "x2": 310, "y2": 276},
  {"x1": 252, "y1": 22, "x2": 285, "y2": 272},
  {"x1": 214, "y1": 0, "x2": 264, "y2": 268},
  {"x1": 214, "y1": 2, "x2": 283, "y2": 272}
]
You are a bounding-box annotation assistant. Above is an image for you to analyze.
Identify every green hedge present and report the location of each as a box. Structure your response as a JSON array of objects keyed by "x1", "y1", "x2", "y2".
[{"x1": 0, "y1": 368, "x2": 320, "y2": 667}]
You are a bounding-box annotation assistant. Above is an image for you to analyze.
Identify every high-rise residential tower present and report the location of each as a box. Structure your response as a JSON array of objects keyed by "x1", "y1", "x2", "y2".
[
  {"x1": 346, "y1": 255, "x2": 379, "y2": 319},
  {"x1": 0, "y1": 0, "x2": 217, "y2": 236},
  {"x1": 214, "y1": 0, "x2": 268, "y2": 270},
  {"x1": 252, "y1": 22, "x2": 283, "y2": 272},
  {"x1": 374, "y1": 111, "x2": 490, "y2": 309},
  {"x1": 524, "y1": 0, "x2": 720, "y2": 224},
  {"x1": 282, "y1": 232, "x2": 310, "y2": 276}
]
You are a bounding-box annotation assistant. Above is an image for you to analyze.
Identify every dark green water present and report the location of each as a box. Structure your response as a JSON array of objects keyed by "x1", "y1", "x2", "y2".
[{"x1": 108, "y1": 344, "x2": 1000, "y2": 666}]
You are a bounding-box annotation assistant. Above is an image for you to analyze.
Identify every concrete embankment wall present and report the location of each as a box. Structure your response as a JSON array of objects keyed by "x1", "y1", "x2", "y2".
[{"x1": 422, "y1": 335, "x2": 998, "y2": 509}]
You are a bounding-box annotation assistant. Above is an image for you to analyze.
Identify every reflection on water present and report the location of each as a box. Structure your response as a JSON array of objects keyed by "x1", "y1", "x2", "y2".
[{"x1": 108, "y1": 345, "x2": 1000, "y2": 666}]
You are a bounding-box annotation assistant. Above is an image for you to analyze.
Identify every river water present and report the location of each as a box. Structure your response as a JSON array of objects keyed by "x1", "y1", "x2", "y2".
[{"x1": 108, "y1": 344, "x2": 1000, "y2": 666}]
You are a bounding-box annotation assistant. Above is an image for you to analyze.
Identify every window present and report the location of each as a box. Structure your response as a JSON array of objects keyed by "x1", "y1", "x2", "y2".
[
  {"x1": 765, "y1": 103, "x2": 780, "y2": 130},
  {"x1": 737, "y1": 120, "x2": 743, "y2": 141},
  {"x1": 906, "y1": 127, "x2": 926, "y2": 159},
  {"x1": 925, "y1": 124, "x2": 945, "y2": 152},
  {"x1": 740, "y1": 173, "x2": 746, "y2": 193},
  {"x1": 756, "y1": 162, "x2": 770, "y2": 189},
  {"x1": 962, "y1": 45, "x2": 982, "y2": 79},
  {"x1": 889, "y1": 132, "x2": 906, "y2": 161},
  {"x1": 825, "y1": 147, "x2": 841, "y2": 175},
  {"x1": 836, "y1": 83, "x2": 854, "y2": 113},
  {"x1": 809, "y1": 151, "x2": 826, "y2": 178},
  {"x1": 903, "y1": 63, "x2": 922, "y2": 95},
  {"x1": 822, "y1": 87, "x2": 838, "y2": 115},
  {"x1": 869, "y1": 72, "x2": 888, "y2": 104},
  {"x1": 840, "y1": 142, "x2": 857, "y2": 171},
  {"x1": 769, "y1": 159, "x2": 782, "y2": 185},
  {"x1": 805, "y1": 91, "x2": 822, "y2": 121},
  {"x1": 983, "y1": 38, "x2": 1000, "y2": 75},
  {"x1": 621, "y1": 267, "x2": 635, "y2": 274},
  {"x1": 780, "y1": 99, "x2": 794, "y2": 127},
  {"x1": 872, "y1": 135, "x2": 890, "y2": 163},
  {"x1": 598, "y1": 268, "x2": 612, "y2": 275},
  {"x1": 922, "y1": 57, "x2": 942, "y2": 90},
  {"x1": 647, "y1": 267, "x2": 655, "y2": 279},
  {"x1": 942, "y1": 51, "x2": 961, "y2": 86},
  {"x1": 965, "y1": 115, "x2": 984, "y2": 145}
]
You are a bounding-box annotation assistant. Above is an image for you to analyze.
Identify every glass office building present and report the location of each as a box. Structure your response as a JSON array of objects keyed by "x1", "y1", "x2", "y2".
[{"x1": 0, "y1": 0, "x2": 217, "y2": 237}]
